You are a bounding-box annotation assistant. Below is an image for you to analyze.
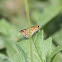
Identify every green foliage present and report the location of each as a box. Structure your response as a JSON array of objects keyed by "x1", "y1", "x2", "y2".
[
  {"x1": 0, "y1": 0, "x2": 62, "y2": 62},
  {"x1": 0, "y1": 19, "x2": 20, "y2": 49},
  {"x1": 4, "y1": 30, "x2": 62, "y2": 62},
  {"x1": 0, "y1": 54, "x2": 11, "y2": 62},
  {"x1": 52, "y1": 28, "x2": 62, "y2": 45},
  {"x1": 47, "y1": 46, "x2": 62, "y2": 62},
  {"x1": 6, "y1": 30, "x2": 52, "y2": 62},
  {"x1": 31, "y1": 0, "x2": 62, "y2": 28}
]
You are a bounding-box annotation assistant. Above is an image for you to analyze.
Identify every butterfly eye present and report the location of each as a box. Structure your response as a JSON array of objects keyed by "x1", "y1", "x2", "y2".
[{"x1": 38, "y1": 25, "x2": 39, "y2": 27}]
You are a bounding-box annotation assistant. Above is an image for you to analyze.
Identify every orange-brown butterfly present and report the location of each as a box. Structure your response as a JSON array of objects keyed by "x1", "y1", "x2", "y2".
[{"x1": 19, "y1": 25, "x2": 39, "y2": 38}]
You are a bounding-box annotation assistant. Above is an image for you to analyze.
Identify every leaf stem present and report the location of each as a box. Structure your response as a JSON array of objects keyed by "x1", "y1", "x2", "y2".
[{"x1": 24, "y1": 0, "x2": 33, "y2": 62}]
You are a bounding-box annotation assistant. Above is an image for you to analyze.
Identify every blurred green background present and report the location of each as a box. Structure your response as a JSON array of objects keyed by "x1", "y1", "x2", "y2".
[{"x1": 0, "y1": 0, "x2": 62, "y2": 62}]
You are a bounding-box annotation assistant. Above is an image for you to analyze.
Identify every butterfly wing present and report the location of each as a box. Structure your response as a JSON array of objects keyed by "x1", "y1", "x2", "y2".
[
  {"x1": 19, "y1": 29, "x2": 29, "y2": 37},
  {"x1": 19, "y1": 25, "x2": 39, "y2": 38}
]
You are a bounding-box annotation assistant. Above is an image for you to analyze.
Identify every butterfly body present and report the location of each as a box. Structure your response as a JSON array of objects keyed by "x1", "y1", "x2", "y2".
[{"x1": 19, "y1": 25, "x2": 39, "y2": 38}]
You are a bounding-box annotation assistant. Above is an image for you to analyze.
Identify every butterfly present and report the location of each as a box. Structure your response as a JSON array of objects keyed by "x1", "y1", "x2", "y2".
[{"x1": 19, "y1": 25, "x2": 39, "y2": 38}]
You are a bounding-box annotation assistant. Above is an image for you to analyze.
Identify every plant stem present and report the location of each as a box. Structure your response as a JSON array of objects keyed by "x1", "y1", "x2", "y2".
[{"x1": 24, "y1": 0, "x2": 33, "y2": 62}]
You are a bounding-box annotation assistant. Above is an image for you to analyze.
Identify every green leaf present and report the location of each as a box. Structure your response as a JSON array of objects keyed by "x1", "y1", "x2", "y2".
[
  {"x1": 52, "y1": 28, "x2": 62, "y2": 46},
  {"x1": 15, "y1": 30, "x2": 52, "y2": 62},
  {"x1": 0, "y1": 54, "x2": 11, "y2": 62},
  {"x1": 6, "y1": 36, "x2": 30, "y2": 62},
  {"x1": 6, "y1": 40, "x2": 19, "y2": 61},
  {"x1": 33, "y1": 31, "x2": 52, "y2": 62},
  {"x1": 0, "y1": 19, "x2": 20, "y2": 49},
  {"x1": 47, "y1": 46, "x2": 62, "y2": 62},
  {"x1": 0, "y1": 36, "x2": 5, "y2": 49},
  {"x1": 52, "y1": 53, "x2": 62, "y2": 62}
]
